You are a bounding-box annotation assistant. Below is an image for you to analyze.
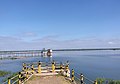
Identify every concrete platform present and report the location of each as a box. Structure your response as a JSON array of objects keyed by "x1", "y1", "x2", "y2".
[
  {"x1": 25, "y1": 75, "x2": 71, "y2": 84},
  {"x1": 35, "y1": 72, "x2": 58, "y2": 76}
]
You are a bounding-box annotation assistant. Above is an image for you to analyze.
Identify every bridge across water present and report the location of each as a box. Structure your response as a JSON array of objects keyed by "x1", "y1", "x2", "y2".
[{"x1": 0, "y1": 48, "x2": 120, "y2": 59}]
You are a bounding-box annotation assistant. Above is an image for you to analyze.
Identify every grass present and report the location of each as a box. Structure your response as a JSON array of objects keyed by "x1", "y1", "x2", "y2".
[
  {"x1": 0, "y1": 57, "x2": 18, "y2": 60},
  {"x1": 3, "y1": 72, "x2": 19, "y2": 82},
  {"x1": 0, "y1": 70, "x2": 11, "y2": 77},
  {"x1": 96, "y1": 78, "x2": 120, "y2": 84}
]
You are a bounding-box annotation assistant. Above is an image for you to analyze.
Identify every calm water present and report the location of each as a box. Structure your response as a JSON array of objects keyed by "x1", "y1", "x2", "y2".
[{"x1": 0, "y1": 50, "x2": 120, "y2": 82}]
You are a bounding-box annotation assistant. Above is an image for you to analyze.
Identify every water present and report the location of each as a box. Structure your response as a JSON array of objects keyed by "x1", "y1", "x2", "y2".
[{"x1": 0, "y1": 50, "x2": 120, "y2": 82}]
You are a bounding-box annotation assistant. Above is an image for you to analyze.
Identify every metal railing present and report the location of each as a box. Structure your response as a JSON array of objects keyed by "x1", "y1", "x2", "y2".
[
  {"x1": 71, "y1": 70, "x2": 97, "y2": 84},
  {"x1": 2, "y1": 75, "x2": 19, "y2": 84},
  {"x1": 2, "y1": 61, "x2": 69, "y2": 84},
  {"x1": 2, "y1": 61, "x2": 99, "y2": 84}
]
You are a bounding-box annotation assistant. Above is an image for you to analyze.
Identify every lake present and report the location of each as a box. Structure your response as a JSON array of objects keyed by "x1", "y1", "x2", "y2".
[{"x1": 0, "y1": 50, "x2": 120, "y2": 82}]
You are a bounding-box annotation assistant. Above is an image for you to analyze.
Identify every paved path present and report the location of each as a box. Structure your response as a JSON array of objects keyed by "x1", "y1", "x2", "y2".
[{"x1": 25, "y1": 75, "x2": 71, "y2": 84}]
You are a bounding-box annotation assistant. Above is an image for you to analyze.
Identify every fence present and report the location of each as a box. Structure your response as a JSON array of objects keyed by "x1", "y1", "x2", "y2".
[
  {"x1": 2, "y1": 61, "x2": 69, "y2": 84},
  {"x1": 71, "y1": 69, "x2": 97, "y2": 84}
]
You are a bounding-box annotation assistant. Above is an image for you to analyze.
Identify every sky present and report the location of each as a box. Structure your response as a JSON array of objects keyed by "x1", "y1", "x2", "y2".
[{"x1": 0, "y1": 0, "x2": 120, "y2": 50}]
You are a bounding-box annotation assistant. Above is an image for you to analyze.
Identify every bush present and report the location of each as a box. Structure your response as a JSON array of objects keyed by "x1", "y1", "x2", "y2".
[
  {"x1": 96, "y1": 78, "x2": 120, "y2": 84},
  {"x1": 0, "y1": 70, "x2": 11, "y2": 77}
]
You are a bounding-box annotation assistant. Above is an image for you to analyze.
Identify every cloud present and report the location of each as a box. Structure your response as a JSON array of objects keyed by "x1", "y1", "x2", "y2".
[
  {"x1": 0, "y1": 35, "x2": 120, "y2": 50},
  {"x1": 108, "y1": 42, "x2": 114, "y2": 44},
  {"x1": 29, "y1": 37, "x2": 120, "y2": 49},
  {"x1": 23, "y1": 32, "x2": 37, "y2": 37},
  {"x1": 13, "y1": 32, "x2": 38, "y2": 42},
  {"x1": 33, "y1": 35, "x2": 59, "y2": 42},
  {"x1": 0, "y1": 36, "x2": 29, "y2": 50},
  {"x1": 15, "y1": 32, "x2": 38, "y2": 39}
]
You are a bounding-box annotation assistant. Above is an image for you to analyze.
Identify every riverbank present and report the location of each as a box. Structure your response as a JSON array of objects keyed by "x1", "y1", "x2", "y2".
[{"x1": 0, "y1": 56, "x2": 35, "y2": 60}]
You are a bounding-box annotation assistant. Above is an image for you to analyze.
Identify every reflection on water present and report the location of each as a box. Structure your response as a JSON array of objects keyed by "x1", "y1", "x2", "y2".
[{"x1": 0, "y1": 50, "x2": 120, "y2": 82}]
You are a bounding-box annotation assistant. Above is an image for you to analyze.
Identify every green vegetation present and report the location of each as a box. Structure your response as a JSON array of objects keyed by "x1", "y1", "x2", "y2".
[
  {"x1": 0, "y1": 57, "x2": 18, "y2": 60},
  {"x1": 3, "y1": 72, "x2": 19, "y2": 82},
  {"x1": 10, "y1": 57, "x2": 17, "y2": 60},
  {"x1": 0, "y1": 70, "x2": 11, "y2": 77},
  {"x1": 96, "y1": 78, "x2": 120, "y2": 84}
]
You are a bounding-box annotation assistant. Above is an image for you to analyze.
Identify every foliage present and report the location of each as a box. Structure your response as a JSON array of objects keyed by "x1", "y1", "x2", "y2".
[
  {"x1": 0, "y1": 70, "x2": 11, "y2": 77},
  {"x1": 96, "y1": 78, "x2": 120, "y2": 84},
  {"x1": 3, "y1": 72, "x2": 19, "y2": 82}
]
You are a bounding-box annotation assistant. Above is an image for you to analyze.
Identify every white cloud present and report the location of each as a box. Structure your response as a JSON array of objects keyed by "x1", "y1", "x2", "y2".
[
  {"x1": 15, "y1": 32, "x2": 38, "y2": 39},
  {"x1": 0, "y1": 35, "x2": 120, "y2": 50},
  {"x1": 23, "y1": 32, "x2": 37, "y2": 37},
  {"x1": 108, "y1": 41, "x2": 114, "y2": 44}
]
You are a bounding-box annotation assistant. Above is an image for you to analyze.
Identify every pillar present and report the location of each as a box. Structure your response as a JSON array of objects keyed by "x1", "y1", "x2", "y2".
[
  {"x1": 71, "y1": 69, "x2": 74, "y2": 82},
  {"x1": 31, "y1": 64, "x2": 34, "y2": 74},
  {"x1": 52, "y1": 60, "x2": 55, "y2": 72},
  {"x1": 22, "y1": 63, "x2": 25, "y2": 71},
  {"x1": 18, "y1": 72, "x2": 21, "y2": 84},
  {"x1": 38, "y1": 61, "x2": 41, "y2": 73},
  {"x1": 60, "y1": 62, "x2": 63, "y2": 72},
  {"x1": 26, "y1": 72, "x2": 29, "y2": 79},
  {"x1": 80, "y1": 73, "x2": 84, "y2": 84},
  {"x1": 94, "y1": 80, "x2": 98, "y2": 84},
  {"x1": 8, "y1": 78, "x2": 11, "y2": 84}
]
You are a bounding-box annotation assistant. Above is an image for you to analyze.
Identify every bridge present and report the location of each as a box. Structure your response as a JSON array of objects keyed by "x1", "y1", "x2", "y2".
[
  {"x1": 1, "y1": 48, "x2": 120, "y2": 52},
  {"x1": 53, "y1": 48, "x2": 120, "y2": 51},
  {"x1": 0, "y1": 48, "x2": 120, "y2": 59}
]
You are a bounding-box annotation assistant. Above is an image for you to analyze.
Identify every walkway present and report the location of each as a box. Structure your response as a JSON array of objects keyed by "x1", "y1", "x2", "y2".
[{"x1": 25, "y1": 75, "x2": 71, "y2": 84}]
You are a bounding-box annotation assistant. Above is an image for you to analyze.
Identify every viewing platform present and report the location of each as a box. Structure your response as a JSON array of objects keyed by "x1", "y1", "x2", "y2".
[
  {"x1": 25, "y1": 75, "x2": 71, "y2": 84},
  {"x1": 2, "y1": 61, "x2": 97, "y2": 84}
]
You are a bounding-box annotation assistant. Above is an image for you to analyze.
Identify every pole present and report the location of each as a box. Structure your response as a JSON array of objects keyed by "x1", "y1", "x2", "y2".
[
  {"x1": 38, "y1": 61, "x2": 41, "y2": 73},
  {"x1": 71, "y1": 69, "x2": 74, "y2": 82},
  {"x1": 18, "y1": 72, "x2": 21, "y2": 84},
  {"x1": 31, "y1": 64, "x2": 34, "y2": 74},
  {"x1": 8, "y1": 78, "x2": 11, "y2": 84},
  {"x1": 80, "y1": 73, "x2": 84, "y2": 84},
  {"x1": 94, "y1": 80, "x2": 98, "y2": 84},
  {"x1": 60, "y1": 62, "x2": 63, "y2": 72},
  {"x1": 52, "y1": 60, "x2": 55, "y2": 72}
]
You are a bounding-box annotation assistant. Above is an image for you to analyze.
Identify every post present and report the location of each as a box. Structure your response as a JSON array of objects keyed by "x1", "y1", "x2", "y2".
[
  {"x1": 80, "y1": 73, "x2": 84, "y2": 84},
  {"x1": 26, "y1": 72, "x2": 29, "y2": 79},
  {"x1": 93, "y1": 80, "x2": 98, "y2": 84},
  {"x1": 26, "y1": 67, "x2": 29, "y2": 73},
  {"x1": 18, "y1": 72, "x2": 21, "y2": 84},
  {"x1": 31, "y1": 64, "x2": 34, "y2": 69},
  {"x1": 22, "y1": 63, "x2": 25, "y2": 71},
  {"x1": 38, "y1": 61, "x2": 41, "y2": 73},
  {"x1": 52, "y1": 60, "x2": 55, "y2": 72},
  {"x1": 23, "y1": 63, "x2": 27, "y2": 72},
  {"x1": 31, "y1": 64, "x2": 34, "y2": 74},
  {"x1": 66, "y1": 65, "x2": 69, "y2": 71},
  {"x1": 66, "y1": 61, "x2": 69, "y2": 71},
  {"x1": 8, "y1": 78, "x2": 11, "y2": 84},
  {"x1": 24, "y1": 67, "x2": 27, "y2": 77},
  {"x1": 60, "y1": 62, "x2": 63, "y2": 72},
  {"x1": 71, "y1": 69, "x2": 74, "y2": 82}
]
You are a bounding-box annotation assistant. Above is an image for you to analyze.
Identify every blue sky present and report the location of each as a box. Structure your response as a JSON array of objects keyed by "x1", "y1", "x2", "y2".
[{"x1": 0, "y1": 0, "x2": 120, "y2": 50}]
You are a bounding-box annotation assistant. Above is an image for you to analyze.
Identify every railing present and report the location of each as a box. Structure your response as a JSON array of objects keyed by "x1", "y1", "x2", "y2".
[
  {"x1": 2, "y1": 61, "x2": 69, "y2": 84},
  {"x1": 71, "y1": 69, "x2": 97, "y2": 84},
  {"x1": 2, "y1": 61, "x2": 99, "y2": 84},
  {"x1": 2, "y1": 75, "x2": 19, "y2": 84}
]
